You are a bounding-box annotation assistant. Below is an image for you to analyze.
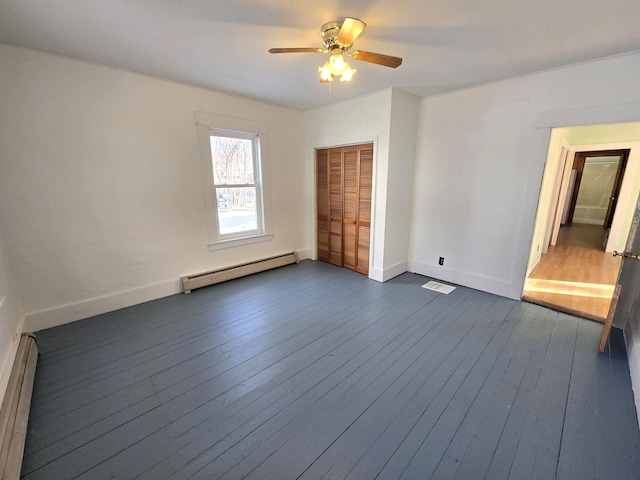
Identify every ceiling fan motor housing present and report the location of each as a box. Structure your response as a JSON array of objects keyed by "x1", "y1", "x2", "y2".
[
  {"x1": 268, "y1": 17, "x2": 402, "y2": 70},
  {"x1": 321, "y1": 20, "x2": 347, "y2": 49}
]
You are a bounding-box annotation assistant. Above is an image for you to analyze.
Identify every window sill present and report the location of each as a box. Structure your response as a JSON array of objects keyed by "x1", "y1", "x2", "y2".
[{"x1": 208, "y1": 233, "x2": 273, "y2": 251}]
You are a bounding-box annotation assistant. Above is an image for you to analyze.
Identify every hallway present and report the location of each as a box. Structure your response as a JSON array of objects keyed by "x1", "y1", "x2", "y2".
[{"x1": 522, "y1": 224, "x2": 622, "y2": 322}]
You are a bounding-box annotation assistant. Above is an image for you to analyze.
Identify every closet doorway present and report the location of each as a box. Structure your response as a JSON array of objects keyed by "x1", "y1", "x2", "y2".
[{"x1": 316, "y1": 143, "x2": 373, "y2": 275}]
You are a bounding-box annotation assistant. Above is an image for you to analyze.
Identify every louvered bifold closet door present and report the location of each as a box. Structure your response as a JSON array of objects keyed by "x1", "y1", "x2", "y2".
[
  {"x1": 316, "y1": 149, "x2": 330, "y2": 262},
  {"x1": 329, "y1": 148, "x2": 343, "y2": 266},
  {"x1": 356, "y1": 144, "x2": 373, "y2": 275},
  {"x1": 342, "y1": 146, "x2": 359, "y2": 271},
  {"x1": 316, "y1": 143, "x2": 372, "y2": 274}
]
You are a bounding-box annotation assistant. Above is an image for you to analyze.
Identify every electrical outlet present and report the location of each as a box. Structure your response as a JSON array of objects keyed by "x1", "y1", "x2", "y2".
[{"x1": 439, "y1": 257, "x2": 444, "y2": 266}]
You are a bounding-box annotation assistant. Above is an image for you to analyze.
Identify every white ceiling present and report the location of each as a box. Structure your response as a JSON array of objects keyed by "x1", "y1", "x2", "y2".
[{"x1": 2, "y1": 0, "x2": 640, "y2": 111}]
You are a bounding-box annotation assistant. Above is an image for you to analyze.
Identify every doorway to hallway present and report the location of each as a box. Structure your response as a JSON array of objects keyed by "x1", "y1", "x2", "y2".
[
  {"x1": 523, "y1": 224, "x2": 622, "y2": 322},
  {"x1": 523, "y1": 122, "x2": 640, "y2": 324}
]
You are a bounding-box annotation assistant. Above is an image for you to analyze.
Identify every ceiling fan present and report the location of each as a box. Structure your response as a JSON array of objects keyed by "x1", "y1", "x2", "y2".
[{"x1": 269, "y1": 17, "x2": 403, "y2": 83}]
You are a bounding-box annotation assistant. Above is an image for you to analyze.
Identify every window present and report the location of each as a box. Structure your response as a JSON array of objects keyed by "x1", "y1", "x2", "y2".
[
  {"x1": 210, "y1": 131, "x2": 261, "y2": 236},
  {"x1": 196, "y1": 112, "x2": 272, "y2": 249}
]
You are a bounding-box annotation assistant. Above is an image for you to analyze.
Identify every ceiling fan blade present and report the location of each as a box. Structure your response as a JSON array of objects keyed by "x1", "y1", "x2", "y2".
[
  {"x1": 337, "y1": 17, "x2": 366, "y2": 46},
  {"x1": 350, "y1": 50, "x2": 403, "y2": 68},
  {"x1": 268, "y1": 47, "x2": 324, "y2": 54}
]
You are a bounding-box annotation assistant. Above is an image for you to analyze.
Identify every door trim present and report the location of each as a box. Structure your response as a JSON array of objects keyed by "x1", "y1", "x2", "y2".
[{"x1": 604, "y1": 150, "x2": 630, "y2": 229}]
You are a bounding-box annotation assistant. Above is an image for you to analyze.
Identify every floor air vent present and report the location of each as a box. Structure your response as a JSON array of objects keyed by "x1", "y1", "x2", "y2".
[{"x1": 422, "y1": 280, "x2": 456, "y2": 294}]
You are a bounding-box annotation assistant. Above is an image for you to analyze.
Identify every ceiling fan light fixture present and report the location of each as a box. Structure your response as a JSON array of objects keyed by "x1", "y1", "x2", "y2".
[
  {"x1": 319, "y1": 61, "x2": 334, "y2": 82},
  {"x1": 270, "y1": 17, "x2": 402, "y2": 86},
  {"x1": 332, "y1": 53, "x2": 345, "y2": 72},
  {"x1": 340, "y1": 64, "x2": 355, "y2": 82},
  {"x1": 319, "y1": 55, "x2": 355, "y2": 82}
]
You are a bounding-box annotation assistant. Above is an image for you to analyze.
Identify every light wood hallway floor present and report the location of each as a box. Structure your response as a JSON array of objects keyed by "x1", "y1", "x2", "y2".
[
  {"x1": 22, "y1": 261, "x2": 640, "y2": 479},
  {"x1": 523, "y1": 224, "x2": 622, "y2": 322}
]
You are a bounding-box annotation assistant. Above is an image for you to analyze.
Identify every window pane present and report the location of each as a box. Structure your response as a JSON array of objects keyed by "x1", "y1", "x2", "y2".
[
  {"x1": 217, "y1": 187, "x2": 258, "y2": 235},
  {"x1": 210, "y1": 136, "x2": 255, "y2": 185}
]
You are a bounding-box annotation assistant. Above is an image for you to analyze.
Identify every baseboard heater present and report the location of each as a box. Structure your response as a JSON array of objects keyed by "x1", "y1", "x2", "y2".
[
  {"x1": 181, "y1": 251, "x2": 299, "y2": 294},
  {"x1": 0, "y1": 333, "x2": 38, "y2": 480}
]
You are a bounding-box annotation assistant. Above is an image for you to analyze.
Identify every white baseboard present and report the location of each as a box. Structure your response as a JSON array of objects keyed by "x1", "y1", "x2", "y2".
[
  {"x1": 23, "y1": 280, "x2": 182, "y2": 332},
  {"x1": 369, "y1": 267, "x2": 384, "y2": 283},
  {"x1": 368, "y1": 260, "x2": 408, "y2": 283},
  {"x1": 526, "y1": 255, "x2": 541, "y2": 278},
  {"x1": 572, "y1": 218, "x2": 604, "y2": 225},
  {"x1": 295, "y1": 248, "x2": 311, "y2": 261},
  {"x1": 382, "y1": 261, "x2": 408, "y2": 282},
  {"x1": 624, "y1": 318, "x2": 640, "y2": 431},
  {"x1": 408, "y1": 260, "x2": 513, "y2": 299}
]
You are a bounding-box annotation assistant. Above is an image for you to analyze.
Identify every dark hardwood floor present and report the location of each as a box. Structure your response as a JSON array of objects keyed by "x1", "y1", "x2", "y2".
[
  {"x1": 22, "y1": 261, "x2": 640, "y2": 479},
  {"x1": 557, "y1": 223, "x2": 608, "y2": 250}
]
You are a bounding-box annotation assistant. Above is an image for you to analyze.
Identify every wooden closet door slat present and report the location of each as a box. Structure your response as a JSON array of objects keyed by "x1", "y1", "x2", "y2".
[
  {"x1": 329, "y1": 148, "x2": 343, "y2": 266},
  {"x1": 342, "y1": 146, "x2": 358, "y2": 270},
  {"x1": 356, "y1": 144, "x2": 373, "y2": 274},
  {"x1": 316, "y1": 149, "x2": 329, "y2": 262}
]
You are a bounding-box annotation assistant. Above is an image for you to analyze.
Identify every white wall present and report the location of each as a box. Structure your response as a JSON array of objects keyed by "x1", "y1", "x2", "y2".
[
  {"x1": 0, "y1": 45, "x2": 308, "y2": 331},
  {"x1": 0, "y1": 233, "x2": 24, "y2": 405},
  {"x1": 409, "y1": 51, "x2": 640, "y2": 299},
  {"x1": 527, "y1": 129, "x2": 570, "y2": 274},
  {"x1": 384, "y1": 89, "x2": 420, "y2": 280},
  {"x1": 304, "y1": 88, "x2": 419, "y2": 282}
]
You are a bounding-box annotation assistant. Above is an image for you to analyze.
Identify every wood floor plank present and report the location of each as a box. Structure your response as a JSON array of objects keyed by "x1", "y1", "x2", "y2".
[
  {"x1": 506, "y1": 313, "x2": 579, "y2": 480},
  {"x1": 371, "y1": 295, "x2": 512, "y2": 480},
  {"x1": 21, "y1": 261, "x2": 640, "y2": 480},
  {"x1": 444, "y1": 302, "x2": 555, "y2": 479},
  {"x1": 331, "y1": 291, "x2": 495, "y2": 480},
  {"x1": 129, "y1": 276, "x2": 447, "y2": 480},
  {"x1": 24, "y1": 267, "x2": 426, "y2": 478},
  {"x1": 482, "y1": 305, "x2": 561, "y2": 479},
  {"x1": 426, "y1": 301, "x2": 534, "y2": 479},
  {"x1": 188, "y1": 287, "x2": 480, "y2": 479},
  {"x1": 297, "y1": 295, "x2": 517, "y2": 480},
  {"x1": 26, "y1": 267, "x2": 367, "y2": 440},
  {"x1": 35, "y1": 263, "x2": 320, "y2": 356},
  {"x1": 248, "y1": 291, "x2": 502, "y2": 480},
  {"x1": 34, "y1": 263, "x2": 345, "y2": 379},
  {"x1": 23, "y1": 273, "x2": 391, "y2": 475},
  {"x1": 557, "y1": 322, "x2": 640, "y2": 480},
  {"x1": 395, "y1": 299, "x2": 523, "y2": 480},
  {"x1": 74, "y1": 275, "x2": 433, "y2": 480}
]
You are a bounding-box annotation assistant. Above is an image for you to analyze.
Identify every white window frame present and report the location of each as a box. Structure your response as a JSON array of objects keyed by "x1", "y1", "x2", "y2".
[{"x1": 195, "y1": 112, "x2": 273, "y2": 250}]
